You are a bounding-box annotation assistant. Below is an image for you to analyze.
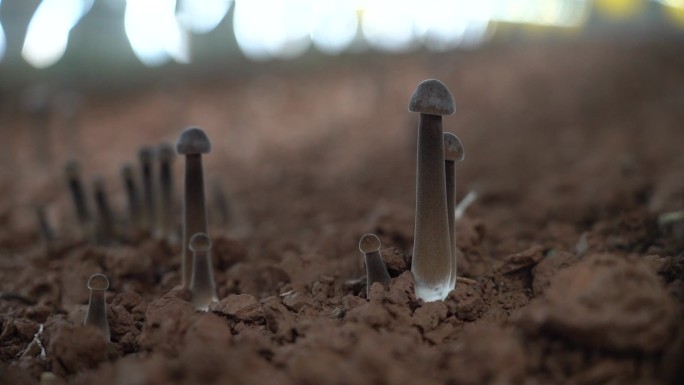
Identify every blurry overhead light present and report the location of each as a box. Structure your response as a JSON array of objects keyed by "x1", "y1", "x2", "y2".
[
  {"x1": 309, "y1": 0, "x2": 358, "y2": 55},
  {"x1": 176, "y1": 0, "x2": 233, "y2": 34},
  {"x1": 234, "y1": 0, "x2": 312, "y2": 61},
  {"x1": 21, "y1": 0, "x2": 94, "y2": 68},
  {"x1": 0, "y1": 0, "x2": 5, "y2": 63},
  {"x1": 414, "y1": 0, "x2": 492, "y2": 51},
  {"x1": 489, "y1": 0, "x2": 589, "y2": 27},
  {"x1": 125, "y1": 0, "x2": 190, "y2": 67},
  {"x1": 362, "y1": 0, "x2": 416, "y2": 52},
  {"x1": 594, "y1": 0, "x2": 645, "y2": 19}
]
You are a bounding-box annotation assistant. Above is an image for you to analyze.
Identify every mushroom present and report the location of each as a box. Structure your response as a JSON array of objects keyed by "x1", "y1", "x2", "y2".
[
  {"x1": 176, "y1": 127, "x2": 211, "y2": 287},
  {"x1": 188, "y1": 232, "x2": 218, "y2": 311},
  {"x1": 156, "y1": 142, "x2": 178, "y2": 243},
  {"x1": 84, "y1": 273, "x2": 110, "y2": 341},
  {"x1": 359, "y1": 233, "x2": 391, "y2": 294},
  {"x1": 36, "y1": 205, "x2": 56, "y2": 244},
  {"x1": 408, "y1": 79, "x2": 456, "y2": 302},
  {"x1": 138, "y1": 146, "x2": 156, "y2": 234},
  {"x1": 212, "y1": 180, "x2": 232, "y2": 228},
  {"x1": 65, "y1": 160, "x2": 92, "y2": 238},
  {"x1": 92, "y1": 176, "x2": 116, "y2": 245},
  {"x1": 121, "y1": 163, "x2": 143, "y2": 234},
  {"x1": 443, "y1": 132, "x2": 465, "y2": 291}
]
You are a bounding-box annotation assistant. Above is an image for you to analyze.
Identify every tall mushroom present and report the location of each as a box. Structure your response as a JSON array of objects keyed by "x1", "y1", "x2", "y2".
[
  {"x1": 93, "y1": 176, "x2": 116, "y2": 245},
  {"x1": 176, "y1": 127, "x2": 211, "y2": 288},
  {"x1": 443, "y1": 132, "x2": 465, "y2": 291},
  {"x1": 408, "y1": 79, "x2": 456, "y2": 302}
]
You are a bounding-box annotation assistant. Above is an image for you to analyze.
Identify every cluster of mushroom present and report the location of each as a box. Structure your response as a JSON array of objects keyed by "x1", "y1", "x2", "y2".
[
  {"x1": 360, "y1": 79, "x2": 464, "y2": 302},
  {"x1": 82, "y1": 127, "x2": 219, "y2": 340}
]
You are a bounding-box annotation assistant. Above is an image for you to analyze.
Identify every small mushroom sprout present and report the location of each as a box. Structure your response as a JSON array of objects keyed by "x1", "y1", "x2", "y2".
[
  {"x1": 443, "y1": 132, "x2": 465, "y2": 291},
  {"x1": 188, "y1": 232, "x2": 218, "y2": 311},
  {"x1": 408, "y1": 79, "x2": 456, "y2": 302},
  {"x1": 84, "y1": 273, "x2": 110, "y2": 341},
  {"x1": 176, "y1": 127, "x2": 211, "y2": 287},
  {"x1": 359, "y1": 233, "x2": 391, "y2": 294}
]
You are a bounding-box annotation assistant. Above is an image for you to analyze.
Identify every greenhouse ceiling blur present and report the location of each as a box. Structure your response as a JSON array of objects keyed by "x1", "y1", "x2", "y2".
[{"x1": 1, "y1": 0, "x2": 683, "y2": 69}]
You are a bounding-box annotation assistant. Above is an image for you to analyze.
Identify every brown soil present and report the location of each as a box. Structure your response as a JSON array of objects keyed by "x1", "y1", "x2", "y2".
[{"x1": 1, "y1": 39, "x2": 683, "y2": 385}]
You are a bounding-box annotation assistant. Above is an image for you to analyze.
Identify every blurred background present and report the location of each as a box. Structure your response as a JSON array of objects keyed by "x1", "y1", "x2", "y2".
[
  {"x1": 0, "y1": 0, "x2": 683, "y2": 255},
  {"x1": 1, "y1": 0, "x2": 683, "y2": 87}
]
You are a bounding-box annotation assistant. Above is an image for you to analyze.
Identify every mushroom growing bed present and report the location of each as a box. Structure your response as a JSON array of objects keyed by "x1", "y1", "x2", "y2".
[{"x1": 0, "y1": 40, "x2": 683, "y2": 385}]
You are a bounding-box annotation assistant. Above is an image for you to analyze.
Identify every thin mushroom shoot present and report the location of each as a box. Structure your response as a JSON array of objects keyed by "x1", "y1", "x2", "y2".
[
  {"x1": 176, "y1": 127, "x2": 211, "y2": 288},
  {"x1": 409, "y1": 79, "x2": 456, "y2": 302},
  {"x1": 121, "y1": 163, "x2": 144, "y2": 235},
  {"x1": 359, "y1": 233, "x2": 392, "y2": 295},
  {"x1": 139, "y1": 146, "x2": 156, "y2": 234},
  {"x1": 156, "y1": 142, "x2": 178, "y2": 243},
  {"x1": 65, "y1": 160, "x2": 92, "y2": 239},
  {"x1": 189, "y1": 232, "x2": 218, "y2": 311},
  {"x1": 443, "y1": 132, "x2": 465, "y2": 291},
  {"x1": 84, "y1": 273, "x2": 110, "y2": 341}
]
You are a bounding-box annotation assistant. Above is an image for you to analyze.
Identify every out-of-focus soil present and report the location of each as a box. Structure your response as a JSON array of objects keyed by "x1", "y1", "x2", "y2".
[{"x1": 1, "y1": 39, "x2": 683, "y2": 385}]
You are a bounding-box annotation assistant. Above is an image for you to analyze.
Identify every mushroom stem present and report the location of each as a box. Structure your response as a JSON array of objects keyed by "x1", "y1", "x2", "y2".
[
  {"x1": 93, "y1": 177, "x2": 116, "y2": 245},
  {"x1": 36, "y1": 206, "x2": 56, "y2": 244},
  {"x1": 443, "y1": 131, "x2": 464, "y2": 291},
  {"x1": 359, "y1": 234, "x2": 391, "y2": 295},
  {"x1": 84, "y1": 274, "x2": 110, "y2": 341},
  {"x1": 188, "y1": 232, "x2": 217, "y2": 311},
  {"x1": 121, "y1": 164, "x2": 143, "y2": 234},
  {"x1": 65, "y1": 161, "x2": 92, "y2": 237},
  {"x1": 139, "y1": 147, "x2": 156, "y2": 234},
  {"x1": 413, "y1": 113, "x2": 452, "y2": 301},
  {"x1": 156, "y1": 144, "x2": 177, "y2": 243},
  {"x1": 182, "y1": 154, "x2": 208, "y2": 286},
  {"x1": 445, "y1": 159, "x2": 456, "y2": 289}
]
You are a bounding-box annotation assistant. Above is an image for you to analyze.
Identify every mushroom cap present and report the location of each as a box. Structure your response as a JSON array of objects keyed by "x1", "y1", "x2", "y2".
[
  {"x1": 138, "y1": 146, "x2": 154, "y2": 162},
  {"x1": 176, "y1": 127, "x2": 211, "y2": 155},
  {"x1": 408, "y1": 79, "x2": 455, "y2": 115},
  {"x1": 443, "y1": 132, "x2": 465, "y2": 162},
  {"x1": 359, "y1": 233, "x2": 381, "y2": 254},
  {"x1": 157, "y1": 142, "x2": 176, "y2": 162},
  {"x1": 189, "y1": 232, "x2": 212, "y2": 252},
  {"x1": 87, "y1": 273, "x2": 109, "y2": 291}
]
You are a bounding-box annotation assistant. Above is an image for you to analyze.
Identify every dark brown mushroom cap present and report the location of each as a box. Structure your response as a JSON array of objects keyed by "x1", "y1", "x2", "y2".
[
  {"x1": 443, "y1": 132, "x2": 465, "y2": 162},
  {"x1": 87, "y1": 273, "x2": 109, "y2": 291},
  {"x1": 138, "y1": 146, "x2": 154, "y2": 162},
  {"x1": 408, "y1": 79, "x2": 455, "y2": 116},
  {"x1": 189, "y1": 232, "x2": 212, "y2": 252},
  {"x1": 157, "y1": 142, "x2": 176, "y2": 161},
  {"x1": 176, "y1": 127, "x2": 211, "y2": 155},
  {"x1": 359, "y1": 233, "x2": 382, "y2": 254}
]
